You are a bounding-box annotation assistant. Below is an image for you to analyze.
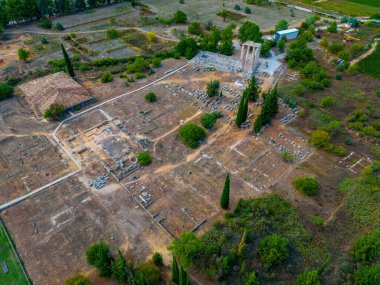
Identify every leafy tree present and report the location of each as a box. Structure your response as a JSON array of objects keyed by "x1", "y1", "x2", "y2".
[
  {"x1": 234, "y1": 4, "x2": 241, "y2": 10},
  {"x1": 310, "y1": 130, "x2": 331, "y2": 148},
  {"x1": 137, "y1": 151, "x2": 152, "y2": 165},
  {"x1": 327, "y1": 21, "x2": 338, "y2": 33},
  {"x1": 206, "y1": 80, "x2": 220, "y2": 97},
  {"x1": 285, "y1": 39, "x2": 314, "y2": 69},
  {"x1": 220, "y1": 173, "x2": 230, "y2": 209},
  {"x1": 18, "y1": 47, "x2": 30, "y2": 61},
  {"x1": 275, "y1": 19, "x2": 288, "y2": 31},
  {"x1": 292, "y1": 176, "x2": 319, "y2": 196},
  {"x1": 179, "y1": 123, "x2": 206, "y2": 148},
  {"x1": 278, "y1": 39, "x2": 285, "y2": 52},
  {"x1": 352, "y1": 230, "x2": 380, "y2": 262},
  {"x1": 238, "y1": 21, "x2": 262, "y2": 43},
  {"x1": 136, "y1": 262, "x2": 161, "y2": 284},
  {"x1": 245, "y1": 76, "x2": 260, "y2": 101},
  {"x1": 244, "y1": 7, "x2": 251, "y2": 14},
  {"x1": 219, "y1": 27, "x2": 233, "y2": 55},
  {"x1": 85, "y1": 242, "x2": 113, "y2": 277},
  {"x1": 173, "y1": 10, "x2": 187, "y2": 23},
  {"x1": 101, "y1": 71, "x2": 113, "y2": 83},
  {"x1": 74, "y1": 0, "x2": 86, "y2": 11},
  {"x1": 328, "y1": 43, "x2": 344, "y2": 54},
  {"x1": 176, "y1": 38, "x2": 198, "y2": 59},
  {"x1": 106, "y1": 28, "x2": 118, "y2": 39},
  {"x1": 61, "y1": 44, "x2": 75, "y2": 77},
  {"x1": 0, "y1": 24, "x2": 4, "y2": 37},
  {"x1": 269, "y1": 86, "x2": 279, "y2": 115},
  {"x1": 354, "y1": 264, "x2": 380, "y2": 285},
  {"x1": 0, "y1": 83, "x2": 14, "y2": 100},
  {"x1": 64, "y1": 274, "x2": 90, "y2": 285},
  {"x1": 172, "y1": 256, "x2": 179, "y2": 283},
  {"x1": 44, "y1": 103, "x2": 65, "y2": 120},
  {"x1": 145, "y1": 92, "x2": 157, "y2": 102},
  {"x1": 152, "y1": 252, "x2": 163, "y2": 266},
  {"x1": 295, "y1": 270, "x2": 320, "y2": 285},
  {"x1": 244, "y1": 271, "x2": 259, "y2": 285},
  {"x1": 258, "y1": 234, "x2": 289, "y2": 267},
  {"x1": 188, "y1": 22, "x2": 201, "y2": 35},
  {"x1": 55, "y1": 22, "x2": 64, "y2": 31},
  {"x1": 200, "y1": 112, "x2": 217, "y2": 129},
  {"x1": 300, "y1": 30, "x2": 313, "y2": 42},
  {"x1": 253, "y1": 113, "x2": 263, "y2": 133},
  {"x1": 111, "y1": 250, "x2": 130, "y2": 283}
]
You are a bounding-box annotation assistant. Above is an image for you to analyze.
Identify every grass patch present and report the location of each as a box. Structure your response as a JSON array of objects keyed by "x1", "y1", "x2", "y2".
[
  {"x1": 0, "y1": 221, "x2": 29, "y2": 285},
  {"x1": 346, "y1": 0, "x2": 380, "y2": 8},
  {"x1": 357, "y1": 44, "x2": 380, "y2": 79}
]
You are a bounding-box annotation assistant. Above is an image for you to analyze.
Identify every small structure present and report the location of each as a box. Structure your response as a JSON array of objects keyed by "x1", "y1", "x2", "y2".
[
  {"x1": 2, "y1": 261, "x2": 9, "y2": 273},
  {"x1": 18, "y1": 72, "x2": 94, "y2": 116},
  {"x1": 240, "y1": 41, "x2": 261, "y2": 73},
  {"x1": 274, "y1": 28, "x2": 299, "y2": 41}
]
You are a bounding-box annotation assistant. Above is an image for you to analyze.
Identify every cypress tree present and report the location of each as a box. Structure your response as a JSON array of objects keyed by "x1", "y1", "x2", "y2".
[
  {"x1": 242, "y1": 92, "x2": 249, "y2": 122},
  {"x1": 235, "y1": 92, "x2": 248, "y2": 127},
  {"x1": 246, "y1": 75, "x2": 260, "y2": 101},
  {"x1": 172, "y1": 256, "x2": 179, "y2": 284},
  {"x1": 220, "y1": 173, "x2": 230, "y2": 209},
  {"x1": 111, "y1": 250, "x2": 129, "y2": 282},
  {"x1": 185, "y1": 270, "x2": 190, "y2": 285},
  {"x1": 61, "y1": 43, "x2": 75, "y2": 77},
  {"x1": 269, "y1": 85, "x2": 279, "y2": 115},
  {"x1": 253, "y1": 114, "x2": 263, "y2": 133},
  {"x1": 140, "y1": 273, "x2": 148, "y2": 285},
  {"x1": 179, "y1": 265, "x2": 185, "y2": 285}
]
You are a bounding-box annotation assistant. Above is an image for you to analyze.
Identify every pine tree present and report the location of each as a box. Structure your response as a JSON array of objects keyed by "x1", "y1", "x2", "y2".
[
  {"x1": 172, "y1": 256, "x2": 179, "y2": 284},
  {"x1": 111, "y1": 250, "x2": 129, "y2": 282},
  {"x1": 179, "y1": 264, "x2": 185, "y2": 285},
  {"x1": 220, "y1": 173, "x2": 230, "y2": 209},
  {"x1": 61, "y1": 44, "x2": 75, "y2": 77},
  {"x1": 235, "y1": 92, "x2": 248, "y2": 127}
]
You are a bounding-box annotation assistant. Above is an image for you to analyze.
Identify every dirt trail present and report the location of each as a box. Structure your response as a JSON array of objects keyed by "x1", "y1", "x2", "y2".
[{"x1": 350, "y1": 41, "x2": 378, "y2": 66}]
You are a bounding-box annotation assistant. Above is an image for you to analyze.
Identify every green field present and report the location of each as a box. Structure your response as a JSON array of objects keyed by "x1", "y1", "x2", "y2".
[
  {"x1": 347, "y1": 0, "x2": 380, "y2": 8},
  {"x1": 0, "y1": 221, "x2": 29, "y2": 285},
  {"x1": 358, "y1": 44, "x2": 380, "y2": 79}
]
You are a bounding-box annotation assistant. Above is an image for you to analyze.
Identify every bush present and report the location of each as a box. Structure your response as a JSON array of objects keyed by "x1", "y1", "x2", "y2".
[
  {"x1": 18, "y1": 47, "x2": 30, "y2": 61},
  {"x1": 258, "y1": 234, "x2": 289, "y2": 267},
  {"x1": 200, "y1": 112, "x2": 219, "y2": 129},
  {"x1": 206, "y1": 80, "x2": 220, "y2": 97},
  {"x1": 332, "y1": 145, "x2": 347, "y2": 156},
  {"x1": 144, "y1": 92, "x2": 157, "y2": 102},
  {"x1": 152, "y1": 252, "x2": 163, "y2": 266},
  {"x1": 101, "y1": 71, "x2": 113, "y2": 83},
  {"x1": 376, "y1": 89, "x2": 380, "y2": 97},
  {"x1": 79, "y1": 64, "x2": 89, "y2": 72},
  {"x1": 106, "y1": 28, "x2": 119, "y2": 39},
  {"x1": 351, "y1": 230, "x2": 380, "y2": 262},
  {"x1": 44, "y1": 103, "x2": 65, "y2": 120},
  {"x1": 65, "y1": 274, "x2": 90, "y2": 285},
  {"x1": 281, "y1": 151, "x2": 294, "y2": 162},
  {"x1": 135, "y1": 72, "x2": 146, "y2": 79},
  {"x1": 320, "y1": 96, "x2": 335, "y2": 108},
  {"x1": 188, "y1": 22, "x2": 201, "y2": 35},
  {"x1": 0, "y1": 83, "x2": 14, "y2": 100},
  {"x1": 55, "y1": 22, "x2": 64, "y2": 31},
  {"x1": 137, "y1": 151, "x2": 152, "y2": 165},
  {"x1": 310, "y1": 215, "x2": 324, "y2": 226},
  {"x1": 244, "y1": 7, "x2": 252, "y2": 14},
  {"x1": 295, "y1": 270, "x2": 320, "y2": 285},
  {"x1": 179, "y1": 123, "x2": 206, "y2": 148},
  {"x1": 176, "y1": 38, "x2": 198, "y2": 60},
  {"x1": 85, "y1": 242, "x2": 113, "y2": 277},
  {"x1": 152, "y1": 57, "x2": 161, "y2": 67},
  {"x1": 310, "y1": 130, "x2": 330, "y2": 148},
  {"x1": 173, "y1": 10, "x2": 187, "y2": 23},
  {"x1": 234, "y1": 4, "x2": 241, "y2": 10},
  {"x1": 127, "y1": 57, "x2": 149, "y2": 73},
  {"x1": 354, "y1": 264, "x2": 380, "y2": 285},
  {"x1": 336, "y1": 73, "x2": 343, "y2": 80},
  {"x1": 328, "y1": 43, "x2": 344, "y2": 54},
  {"x1": 136, "y1": 262, "x2": 161, "y2": 284},
  {"x1": 338, "y1": 50, "x2": 350, "y2": 61},
  {"x1": 292, "y1": 176, "x2": 319, "y2": 196},
  {"x1": 37, "y1": 17, "x2": 52, "y2": 29}
]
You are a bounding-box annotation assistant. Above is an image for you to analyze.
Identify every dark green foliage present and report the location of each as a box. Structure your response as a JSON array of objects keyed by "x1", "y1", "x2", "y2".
[
  {"x1": 173, "y1": 10, "x2": 187, "y2": 23},
  {"x1": 176, "y1": 38, "x2": 198, "y2": 60},
  {"x1": 310, "y1": 215, "x2": 324, "y2": 226},
  {"x1": 64, "y1": 274, "x2": 90, "y2": 285},
  {"x1": 206, "y1": 80, "x2": 220, "y2": 97},
  {"x1": 243, "y1": 271, "x2": 259, "y2": 285},
  {"x1": 292, "y1": 176, "x2": 319, "y2": 196},
  {"x1": 238, "y1": 21, "x2": 262, "y2": 43},
  {"x1": 285, "y1": 39, "x2": 313, "y2": 69},
  {"x1": 336, "y1": 73, "x2": 343, "y2": 80},
  {"x1": 278, "y1": 40, "x2": 286, "y2": 52},
  {"x1": 144, "y1": 92, "x2": 157, "y2": 102},
  {"x1": 106, "y1": 28, "x2": 118, "y2": 39},
  {"x1": 310, "y1": 130, "x2": 331, "y2": 148},
  {"x1": 300, "y1": 61, "x2": 329, "y2": 90},
  {"x1": 61, "y1": 44, "x2": 75, "y2": 77},
  {"x1": 354, "y1": 264, "x2": 380, "y2": 285},
  {"x1": 200, "y1": 28, "x2": 221, "y2": 52},
  {"x1": 137, "y1": 151, "x2": 152, "y2": 165},
  {"x1": 220, "y1": 173, "x2": 230, "y2": 209},
  {"x1": 0, "y1": 83, "x2": 14, "y2": 100},
  {"x1": 351, "y1": 230, "x2": 380, "y2": 262},
  {"x1": 258, "y1": 234, "x2": 289, "y2": 267},
  {"x1": 236, "y1": 92, "x2": 248, "y2": 127},
  {"x1": 55, "y1": 22, "x2": 64, "y2": 31},
  {"x1": 245, "y1": 76, "x2": 260, "y2": 101},
  {"x1": 357, "y1": 44, "x2": 380, "y2": 79},
  {"x1": 234, "y1": 4, "x2": 241, "y2": 10},
  {"x1": 219, "y1": 27, "x2": 234, "y2": 56},
  {"x1": 294, "y1": 270, "x2": 320, "y2": 285},
  {"x1": 179, "y1": 265, "x2": 185, "y2": 285},
  {"x1": 200, "y1": 112, "x2": 219, "y2": 129},
  {"x1": 101, "y1": 71, "x2": 113, "y2": 83},
  {"x1": 179, "y1": 123, "x2": 206, "y2": 148},
  {"x1": 275, "y1": 19, "x2": 288, "y2": 31},
  {"x1": 152, "y1": 252, "x2": 163, "y2": 266},
  {"x1": 44, "y1": 103, "x2": 65, "y2": 120},
  {"x1": 281, "y1": 151, "x2": 294, "y2": 162},
  {"x1": 18, "y1": 48, "x2": 30, "y2": 61},
  {"x1": 188, "y1": 22, "x2": 201, "y2": 35},
  {"x1": 172, "y1": 256, "x2": 179, "y2": 283},
  {"x1": 136, "y1": 262, "x2": 161, "y2": 284},
  {"x1": 244, "y1": 7, "x2": 251, "y2": 14},
  {"x1": 85, "y1": 242, "x2": 113, "y2": 277},
  {"x1": 111, "y1": 250, "x2": 130, "y2": 283},
  {"x1": 253, "y1": 87, "x2": 278, "y2": 132},
  {"x1": 37, "y1": 16, "x2": 52, "y2": 29},
  {"x1": 327, "y1": 21, "x2": 338, "y2": 33},
  {"x1": 127, "y1": 57, "x2": 149, "y2": 73},
  {"x1": 328, "y1": 43, "x2": 344, "y2": 54}
]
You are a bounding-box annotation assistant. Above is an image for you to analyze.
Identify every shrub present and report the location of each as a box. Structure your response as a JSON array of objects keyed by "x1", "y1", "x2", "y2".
[
  {"x1": 152, "y1": 252, "x2": 163, "y2": 266},
  {"x1": 327, "y1": 21, "x2": 337, "y2": 33},
  {"x1": 295, "y1": 270, "x2": 320, "y2": 285},
  {"x1": 176, "y1": 38, "x2": 198, "y2": 60},
  {"x1": 65, "y1": 274, "x2": 90, "y2": 285},
  {"x1": 18, "y1": 47, "x2": 30, "y2": 61},
  {"x1": 85, "y1": 242, "x2": 113, "y2": 277},
  {"x1": 244, "y1": 7, "x2": 252, "y2": 14},
  {"x1": 79, "y1": 64, "x2": 89, "y2": 72},
  {"x1": 234, "y1": 4, "x2": 241, "y2": 10},
  {"x1": 332, "y1": 145, "x2": 347, "y2": 156},
  {"x1": 135, "y1": 72, "x2": 146, "y2": 79},
  {"x1": 258, "y1": 234, "x2": 289, "y2": 267},
  {"x1": 37, "y1": 17, "x2": 52, "y2": 29},
  {"x1": 146, "y1": 31, "x2": 157, "y2": 41},
  {"x1": 101, "y1": 71, "x2": 113, "y2": 83},
  {"x1": 376, "y1": 89, "x2": 380, "y2": 97},
  {"x1": 136, "y1": 262, "x2": 161, "y2": 284},
  {"x1": 106, "y1": 28, "x2": 119, "y2": 39},
  {"x1": 275, "y1": 19, "x2": 289, "y2": 31},
  {"x1": 336, "y1": 73, "x2": 343, "y2": 80},
  {"x1": 200, "y1": 112, "x2": 218, "y2": 129},
  {"x1": 320, "y1": 96, "x2": 335, "y2": 108},
  {"x1": 173, "y1": 10, "x2": 187, "y2": 23},
  {"x1": 328, "y1": 43, "x2": 344, "y2": 54},
  {"x1": 188, "y1": 22, "x2": 201, "y2": 35},
  {"x1": 55, "y1": 23, "x2": 64, "y2": 31},
  {"x1": 144, "y1": 92, "x2": 157, "y2": 102},
  {"x1": 206, "y1": 80, "x2": 220, "y2": 97},
  {"x1": 344, "y1": 137, "x2": 353, "y2": 145},
  {"x1": 137, "y1": 151, "x2": 152, "y2": 165},
  {"x1": 310, "y1": 130, "x2": 330, "y2": 148},
  {"x1": 338, "y1": 50, "x2": 350, "y2": 61},
  {"x1": 292, "y1": 176, "x2": 319, "y2": 196},
  {"x1": 351, "y1": 230, "x2": 380, "y2": 262},
  {"x1": 0, "y1": 83, "x2": 14, "y2": 100},
  {"x1": 127, "y1": 57, "x2": 149, "y2": 73},
  {"x1": 281, "y1": 151, "x2": 294, "y2": 162},
  {"x1": 44, "y1": 103, "x2": 65, "y2": 120},
  {"x1": 354, "y1": 264, "x2": 380, "y2": 285},
  {"x1": 310, "y1": 215, "x2": 324, "y2": 226},
  {"x1": 179, "y1": 123, "x2": 206, "y2": 148}
]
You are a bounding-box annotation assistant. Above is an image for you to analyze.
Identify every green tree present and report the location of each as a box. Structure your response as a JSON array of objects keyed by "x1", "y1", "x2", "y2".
[
  {"x1": 236, "y1": 92, "x2": 248, "y2": 127},
  {"x1": 310, "y1": 130, "x2": 331, "y2": 148},
  {"x1": 352, "y1": 230, "x2": 380, "y2": 262},
  {"x1": 144, "y1": 92, "x2": 157, "y2": 102},
  {"x1": 354, "y1": 264, "x2": 380, "y2": 285},
  {"x1": 44, "y1": 103, "x2": 65, "y2": 120},
  {"x1": 245, "y1": 75, "x2": 260, "y2": 101},
  {"x1": 275, "y1": 19, "x2": 288, "y2": 31},
  {"x1": 173, "y1": 10, "x2": 187, "y2": 23},
  {"x1": 200, "y1": 112, "x2": 218, "y2": 129},
  {"x1": 206, "y1": 80, "x2": 220, "y2": 97},
  {"x1": 278, "y1": 39, "x2": 285, "y2": 52},
  {"x1": 327, "y1": 21, "x2": 338, "y2": 33},
  {"x1": 106, "y1": 28, "x2": 118, "y2": 39},
  {"x1": 253, "y1": 113, "x2": 263, "y2": 133},
  {"x1": 111, "y1": 250, "x2": 130, "y2": 283},
  {"x1": 292, "y1": 176, "x2": 319, "y2": 196},
  {"x1": 101, "y1": 71, "x2": 113, "y2": 83},
  {"x1": 238, "y1": 21, "x2": 262, "y2": 43},
  {"x1": 18, "y1": 47, "x2": 30, "y2": 61},
  {"x1": 137, "y1": 151, "x2": 152, "y2": 165},
  {"x1": 0, "y1": 83, "x2": 14, "y2": 100},
  {"x1": 295, "y1": 270, "x2": 320, "y2": 285},
  {"x1": 61, "y1": 44, "x2": 75, "y2": 77},
  {"x1": 176, "y1": 38, "x2": 198, "y2": 59},
  {"x1": 218, "y1": 9, "x2": 228, "y2": 22},
  {"x1": 179, "y1": 123, "x2": 206, "y2": 148},
  {"x1": 188, "y1": 22, "x2": 201, "y2": 35},
  {"x1": 172, "y1": 256, "x2": 179, "y2": 284},
  {"x1": 152, "y1": 252, "x2": 163, "y2": 266},
  {"x1": 258, "y1": 234, "x2": 289, "y2": 267},
  {"x1": 179, "y1": 264, "x2": 185, "y2": 285},
  {"x1": 137, "y1": 262, "x2": 161, "y2": 284},
  {"x1": 220, "y1": 173, "x2": 230, "y2": 209},
  {"x1": 269, "y1": 86, "x2": 279, "y2": 115},
  {"x1": 244, "y1": 271, "x2": 259, "y2": 285},
  {"x1": 64, "y1": 274, "x2": 90, "y2": 285},
  {"x1": 85, "y1": 242, "x2": 113, "y2": 277}
]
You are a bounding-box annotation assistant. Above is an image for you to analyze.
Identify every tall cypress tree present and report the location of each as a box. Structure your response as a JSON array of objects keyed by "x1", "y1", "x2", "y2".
[
  {"x1": 235, "y1": 92, "x2": 248, "y2": 127},
  {"x1": 269, "y1": 85, "x2": 279, "y2": 115},
  {"x1": 179, "y1": 264, "x2": 185, "y2": 285},
  {"x1": 253, "y1": 113, "x2": 263, "y2": 133},
  {"x1": 111, "y1": 250, "x2": 129, "y2": 282},
  {"x1": 246, "y1": 75, "x2": 260, "y2": 101},
  {"x1": 61, "y1": 44, "x2": 75, "y2": 77},
  {"x1": 172, "y1": 256, "x2": 179, "y2": 284},
  {"x1": 185, "y1": 270, "x2": 190, "y2": 285},
  {"x1": 140, "y1": 273, "x2": 148, "y2": 285},
  {"x1": 220, "y1": 173, "x2": 230, "y2": 209}
]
